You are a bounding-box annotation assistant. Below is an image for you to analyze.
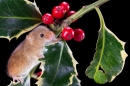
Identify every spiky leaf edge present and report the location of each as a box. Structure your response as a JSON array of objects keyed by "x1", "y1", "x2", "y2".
[
  {"x1": 36, "y1": 41, "x2": 80, "y2": 86},
  {"x1": 0, "y1": 0, "x2": 42, "y2": 41}
]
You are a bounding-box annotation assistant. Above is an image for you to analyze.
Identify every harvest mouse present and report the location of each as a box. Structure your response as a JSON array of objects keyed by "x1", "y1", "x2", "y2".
[{"x1": 7, "y1": 25, "x2": 60, "y2": 84}]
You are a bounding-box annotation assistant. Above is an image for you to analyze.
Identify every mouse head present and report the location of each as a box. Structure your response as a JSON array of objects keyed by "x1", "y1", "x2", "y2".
[{"x1": 26, "y1": 25, "x2": 56, "y2": 46}]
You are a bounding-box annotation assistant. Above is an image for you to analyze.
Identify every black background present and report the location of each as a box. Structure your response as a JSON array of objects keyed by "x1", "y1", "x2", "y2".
[{"x1": 0, "y1": 0, "x2": 129, "y2": 86}]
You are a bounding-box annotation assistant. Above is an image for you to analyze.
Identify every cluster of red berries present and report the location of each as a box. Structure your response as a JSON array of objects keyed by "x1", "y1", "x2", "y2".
[
  {"x1": 42, "y1": 1, "x2": 85, "y2": 42},
  {"x1": 61, "y1": 27, "x2": 85, "y2": 42}
]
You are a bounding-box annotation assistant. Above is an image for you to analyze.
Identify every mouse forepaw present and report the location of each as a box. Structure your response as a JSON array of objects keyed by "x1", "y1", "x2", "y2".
[
  {"x1": 38, "y1": 54, "x2": 44, "y2": 58},
  {"x1": 12, "y1": 76, "x2": 24, "y2": 84}
]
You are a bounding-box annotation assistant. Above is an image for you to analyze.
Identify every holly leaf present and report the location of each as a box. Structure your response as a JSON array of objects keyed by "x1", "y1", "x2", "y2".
[
  {"x1": 85, "y1": 7, "x2": 128, "y2": 84},
  {"x1": 8, "y1": 75, "x2": 30, "y2": 86},
  {"x1": 69, "y1": 76, "x2": 81, "y2": 86},
  {"x1": 36, "y1": 41, "x2": 81, "y2": 86},
  {"x1": 0, "y1": 0, "x2": 42, "y2": 40}
]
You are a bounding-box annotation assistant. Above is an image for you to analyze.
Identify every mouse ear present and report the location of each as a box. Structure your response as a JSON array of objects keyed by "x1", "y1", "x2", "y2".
[{"x1": 26, "y1": 34, "x2": 33, "y2": 44}]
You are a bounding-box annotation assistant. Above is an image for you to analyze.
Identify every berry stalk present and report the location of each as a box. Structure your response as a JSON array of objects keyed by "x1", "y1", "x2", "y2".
[
  {"x1": 69, "y1": 0, "x2": 109, "y2": 22},
  {"x1": 50, "y1": 0, "x2": 109, "y2": 37}
]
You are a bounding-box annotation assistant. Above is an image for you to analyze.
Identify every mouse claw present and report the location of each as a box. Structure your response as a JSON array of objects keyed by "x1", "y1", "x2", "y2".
[
  {"x1": 51, "y1": 37, "x2": 62, "y2": 43},
  {"x1": 38, "y1": 54, "x2": 44, "y2": 58},
  {"x1": 12, "y1": 76, "x2": 24, "y2": 84}
]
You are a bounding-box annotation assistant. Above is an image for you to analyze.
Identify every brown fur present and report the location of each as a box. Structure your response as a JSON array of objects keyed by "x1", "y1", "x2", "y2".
[{"x1": 7, "y1": 25, "x2": 58, "y2": 83}]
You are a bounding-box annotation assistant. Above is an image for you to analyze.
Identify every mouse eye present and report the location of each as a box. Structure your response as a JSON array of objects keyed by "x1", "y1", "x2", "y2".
[{"x1": 40, "y1": 34, "x2": 44, "y2": 37}]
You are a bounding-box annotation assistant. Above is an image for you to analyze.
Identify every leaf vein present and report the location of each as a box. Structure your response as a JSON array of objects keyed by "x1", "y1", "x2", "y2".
[
  {"x1": 0, "y1": 9, "x2": 11, "y2": 16},
  {"x1": 13, "y1": 0, "x2": 27, "y2": 17},
  {"x1": 0, "y1": 16, "x2": 41, "y2": 21},
  {"x1": 99, "y1": 72, "x2": 101, "y2": 83},
  {"x1": 24, "y1": 3, "x2": 33, "y2": 16},
  {"x1": 107, "y1": 49, "x2": 120, "y2": 64},
  {"x1": 3, "y1": 0, "x2": 14, "y2": 16},
  {"x1": 96, "y1": 42, "x2": 102, "y2": 49},
  {"x1": 105, "y1": 37, "x2": 120, "y2": 51},
  {"x1": 50, "y1": 42, "x2": 64, "y2": 86},
  {"x1": 103, "y1": 54, "x2": 113, "y2": 70}
]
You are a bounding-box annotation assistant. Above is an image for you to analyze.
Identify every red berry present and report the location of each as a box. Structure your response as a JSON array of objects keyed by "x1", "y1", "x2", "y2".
[
  {"x1": 52, "y1": 6, "x2": 65, "y2": 19},
  {"x1": 60, "y1": 1, "x2": 70, "y2": 13},
  {"x1": 61, "y1": 27, "x2": 74, "y2": 41},
  {"x1": 73, "y1": 28, "x2": 85, "y2": 42},
  {"x1": 66, "y1": 11, "x2": 76, "y2": 22},
  {"x1": 42, "y1": 13, "x2": 54, "y2": 25},
  {"x1": 37, "y1": 71, "x2": 42, "y2": 77},
  {"x1": 66, "y1": 10, "x2": 76, "y2": 17}
]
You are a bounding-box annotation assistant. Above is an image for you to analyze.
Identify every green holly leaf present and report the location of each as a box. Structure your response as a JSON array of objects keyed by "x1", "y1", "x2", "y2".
[
  {"x1": 85, "y1": 7, "x2": 128, "y2": 84},
  {"x1": 69, "y1": 76, "x2": 81, "y2": 86},
  {"x1": 0, "y1": 0, "x2": 42, "y2": 40},
  {"x1": 36, "y1": 41, "x2": 80, "y2": 86}
]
